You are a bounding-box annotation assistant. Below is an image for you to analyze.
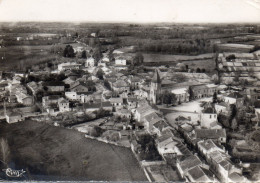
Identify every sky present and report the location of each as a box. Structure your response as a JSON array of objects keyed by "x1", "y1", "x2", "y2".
[{"x1": 0, "y1": 0, "x2": 260, "y2": 23}]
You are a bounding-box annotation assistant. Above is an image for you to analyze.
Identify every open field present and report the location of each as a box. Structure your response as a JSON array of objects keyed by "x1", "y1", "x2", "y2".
[
  {"x1": 143, "y1": 53, "x2": 214, "y2": 63},
  {"x1": 0, "y1": 45, "x2": 56, "y2": 71},
  {"x1": 0, "y1": 120, "x2": 147, "y2": 181}
]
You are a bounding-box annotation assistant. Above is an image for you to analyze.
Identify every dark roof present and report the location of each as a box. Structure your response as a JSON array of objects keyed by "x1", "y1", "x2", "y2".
[
  {"x1": 198, "y1": 139, "x2": 218, "y2": 151},
  {"x1": 153, "y1": 120, "x2": 168, "y2": 131},
  {"x1": 70, "y1": 81, "x2": 89, "y2": 89},
  {"x1": 191, "y1": 84, "x2": 208, "y2": 90},
  {"x1": 195, "y1": 129, "x2": 226, "y2": 139},
  {"x1": 179, "y1": 155, "x2": 202, "y2": 172},
  {"x1": 85, "y1": 102, "x2": 112, "y2": 109},
  {"x1": 227, "y1": 92, "x2": 243, "y2": 99},
  {"x1": 151, "y1": 69, "x2": 161, "y2": 83},
  {"x1": 127, "y1": 97, "x2": 138, "y2": 103},
  {"x1": 175, "y1": 143, "x2": 192, "y2": 155},
  {"x1": 187, "y1": 166, "x2": 208, "y2": 181},
  {"x1": 48, "y1": 95, "x2": 60, "y2": 100},
  {"x1": 202, "y1": 107, "x2": 216, "y2": 114},
  {"x1": 43, "y1": 81, "x2": 64, "y2": 86}
]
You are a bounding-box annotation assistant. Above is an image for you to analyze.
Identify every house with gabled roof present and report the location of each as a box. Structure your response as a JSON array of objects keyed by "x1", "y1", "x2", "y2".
[
  {"x1": 63, "y1": 76, "x2": 77, "y2": 86},
  {"x1": 143, "y1": 112, "x2": 163, "y2": 132},
  {"x1": 114, "y1": 108, "x2": 131, "y2": 119},
  {"x1": 110, "y1": 97, "x2": 123, "y2": 107},
  {"x1": 58, "y1": 98, "x2": 70, "y2": 112},
  {"x1": 42, "y1": 95, "x2": 60, "y2": 108},
  {"x1": 15, "y1": 92, "x2": 34, "y2": 106},
  {"x1": 197, "y1": 139, "x2": 225, "y2": 159},
  {"x1": 207, "y1": 150, "x2": 242, "y2": 182},
  {"x1": 200, "y1": 104, "x2": 218, "y2": 129},
  {"x1": 190, "y1": 84, "x2": 209, "y2": 99},
  {"x1": 186, "y1": 165, "x2": 214, "y2": 182},
  {"x1": 112, "y1": 79, "x2": 130, "y2": 93},
  {"x1": 5, "y1": 111, "x2": 24, "y2": 123},
  {"x1": 152, "y1": 120, "x2": 169, "y2": 136},
  {"x1": 135, "y1": 104, "x2": 157, "y2": 124},
  {"x1": 194, "y1": 129, "x2": 226, "y2": 143},
  {"x1": 27, "y1": 81, "x2": 42, "y2": 96},
  {"x1": 171, "y1": 88, "x2": 189, "y2": 103},
  {"x1": 176, "y1": 155, "x2": 203, "y2": 179},
  {"x1": 43, "y1": 81, "x2": 65, "y2": 92},
  {"x1": 224, "y1": 92, "x2": 244, "y2": 107},
  {"x1": 70, "y1": 81, "x2": 89, "y2": 93},
  {"x1": 214, "y1": 102, "x2": 230, "y2": 115}
]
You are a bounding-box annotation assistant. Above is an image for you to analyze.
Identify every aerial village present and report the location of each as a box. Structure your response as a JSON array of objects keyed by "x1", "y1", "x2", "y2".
[{"x1": 1, "y1": 31, "x2": 260, "y2": 182}]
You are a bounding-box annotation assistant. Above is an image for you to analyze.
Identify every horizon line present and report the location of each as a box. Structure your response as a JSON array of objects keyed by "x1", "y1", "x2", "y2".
[{"x1": 0, "y1": 20, "x2": 260, "y2": 25}]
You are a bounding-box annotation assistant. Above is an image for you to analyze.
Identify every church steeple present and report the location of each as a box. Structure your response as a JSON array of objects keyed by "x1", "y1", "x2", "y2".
[
  {"x1": 150, "y1": 69, "x2": 162, "y2": 104},
  {"x1": 151, "y1": 69, "x2": 161, "y2": 83}
]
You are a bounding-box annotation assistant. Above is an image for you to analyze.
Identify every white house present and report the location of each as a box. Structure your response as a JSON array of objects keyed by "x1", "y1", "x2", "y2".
[
  {"x1": 171, "y1": 88, "x2": 189, "y2": 103},
  {"x1": 58, "y1": 98, "x2": 70, "y2": 112},
  {"x1": 200, "y1": 106, "x2": 218, "y2": 129},
  {"x1": 15, "y1": 92, "x2": 34, "y2": 106},
  {"x1": 102, "y1": 57, "x2": 110, "y2": 62},
  {"x1": 224, "y1": 92, "x2": 244, "y2": 106},
  {"x1": 115, "y1": 58, "x2": 127, "y2": 66},
  {"x1": 85, "y1": 57, "x2": 95, "y2": 67},
  {"x1": 58, "y1": 62, "x2": 81, "y2": 72},
  {"x1": 5, "y1": 111, "x2": 24, "y2": 123},
  {"x1": 215, "y1": 102, "x2": 229, "y2": 115}
]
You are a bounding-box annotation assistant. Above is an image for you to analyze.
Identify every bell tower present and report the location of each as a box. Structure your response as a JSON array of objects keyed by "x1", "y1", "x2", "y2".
[{"x1": 150, "y1": 69, "x2": 161, "y2": 104}]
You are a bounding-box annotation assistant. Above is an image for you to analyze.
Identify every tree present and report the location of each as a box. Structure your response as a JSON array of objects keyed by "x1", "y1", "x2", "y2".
[
  {"x1": 0, "y1": 138, "x2": 10, "y2": 167},
  {"x1": 226, "y1": 54, "x2": 236, "y2": 61},
  {"x1": 229, "y1": 104, "x2": 237, "y2": 121},
  {"x1": 81, "y1": 50, "x2": 87, "y2": 58},
  {"x1": 213, "y1": 91, "x2": 218, "y2": 103},
  {"x1": 90, "y1": 126, "x2": 104, "y2": 137},
  {"x1": 63, "y1": 45, "x2": 75, "y2": 58},
  {"x1": 161, "y1": 91, "x2": 176, "y2": 106},
  {"x1": 231, "y1": 118, "x2": 238, "y2": 131},
  {"x1": 104, "y1": 80, "x2": 111, "y2": 90},
  {"x1": 96, "y1": 69, "x2": 104, "y2": 80},
  {"x1": 133, "y1": 52, "x2": 144, "y2": 66},
  {"x1": 93, "y1": 46, "x2": 102, "y2": 62},
  {"x1": 196, "y1": 68, "x2": 201, "y2": 73}
]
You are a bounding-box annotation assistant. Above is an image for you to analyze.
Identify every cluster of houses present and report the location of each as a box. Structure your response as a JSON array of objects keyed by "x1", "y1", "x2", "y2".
[{"x1": 1, "y1": 35, "x2": 260, "y2": 182}]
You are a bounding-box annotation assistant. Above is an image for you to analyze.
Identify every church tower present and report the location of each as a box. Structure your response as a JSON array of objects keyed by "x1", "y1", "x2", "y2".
[{"x1": 150, "y1": 69, "x2": 161, "y2": 104}]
